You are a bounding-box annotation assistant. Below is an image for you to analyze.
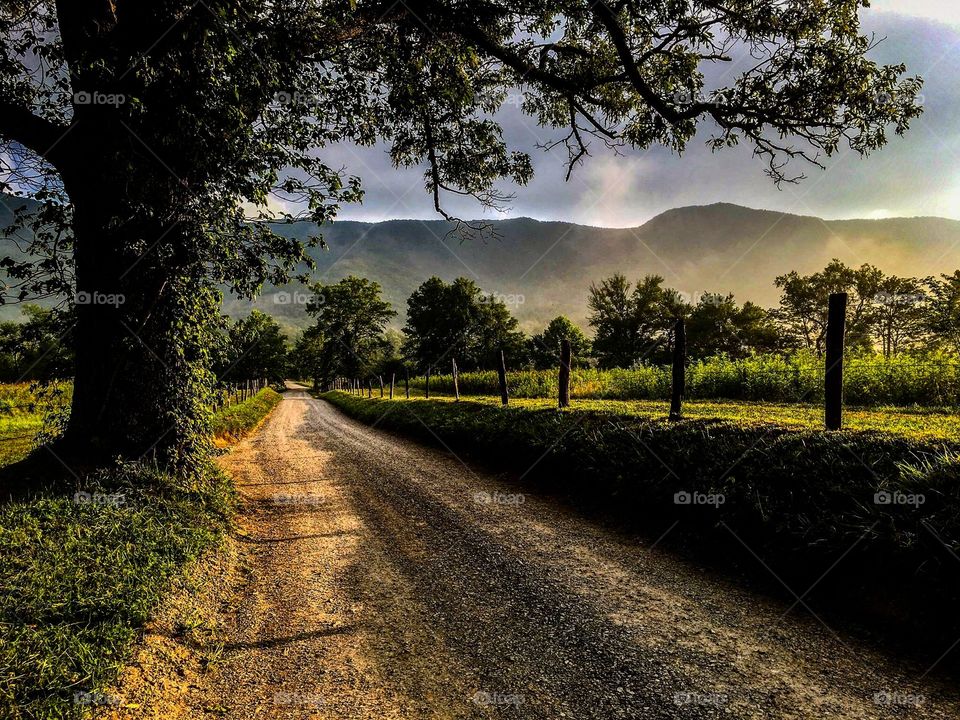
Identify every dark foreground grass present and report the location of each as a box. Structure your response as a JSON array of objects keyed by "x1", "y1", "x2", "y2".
[
  {"x1": 324, "y1": 392, "x2": 960, "y2": 652},
  {"x1": 0, "y1": 387, "x2": 282, "y2": 719}
]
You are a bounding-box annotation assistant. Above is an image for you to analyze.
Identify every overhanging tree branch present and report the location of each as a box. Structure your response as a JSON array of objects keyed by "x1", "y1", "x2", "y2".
[{"x1": 0, "y1": 102, "x2": 72, "y2": 171}]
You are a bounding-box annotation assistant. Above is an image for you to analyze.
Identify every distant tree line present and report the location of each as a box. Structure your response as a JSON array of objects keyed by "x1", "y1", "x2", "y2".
[
  {"x1": 290, "y1": 261, "x2": 960, "y2": 387},
  {"x1": 3, "y1": 260, "x2": 958, "y2": 388}
]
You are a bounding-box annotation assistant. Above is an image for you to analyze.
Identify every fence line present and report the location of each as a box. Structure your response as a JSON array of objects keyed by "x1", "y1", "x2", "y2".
[{"x1": 213, "y1": 378, "x2": 269, "y2": 411}]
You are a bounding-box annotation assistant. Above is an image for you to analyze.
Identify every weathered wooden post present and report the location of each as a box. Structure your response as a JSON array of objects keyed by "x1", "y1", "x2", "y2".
[
  {"x1": 559, "y1": 338, "x2": 571, "y2": 408},
  {"x1": 379, "y1": 375, "x2": 384, "y2": 398},
  {"x1": 497, "y1": 348, "x2": 509, "y2": 406},
  {"x1": 452, "y1": 358, "x2": 460, "y2": 401},
  {"x1": 825, "y1": 292, "x2": 847, "y2": 431},
  {"x1": 669, "y1": 317, "x2": 686, "y2": 421},
  {"x1": 390, "y1": 373, "x2": 395, "y2": 399},
  {"x1": 425, "y1": 367, "x2": 431, "y2": 399},
  {"x1": 367, "y1": 378, "x2": 372, "y2": 398},
  {"x1": 405, "y1": 368, "x2": 410, "y2": 399}
]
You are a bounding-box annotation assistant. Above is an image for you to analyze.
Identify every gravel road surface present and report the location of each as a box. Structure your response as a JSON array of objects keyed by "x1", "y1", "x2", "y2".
[{"x1": 191, "y1": 387, "x2": 959, "y2": 719}]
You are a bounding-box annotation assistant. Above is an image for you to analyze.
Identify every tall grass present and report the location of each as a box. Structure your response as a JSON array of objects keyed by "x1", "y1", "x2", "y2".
[{"x1": 411, "y1": 352, "x2": 960, "y2": 407}]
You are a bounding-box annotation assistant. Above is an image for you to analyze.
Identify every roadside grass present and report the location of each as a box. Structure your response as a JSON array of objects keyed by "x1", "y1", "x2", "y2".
[
  {"x1": 323, "y1": 391, "x2": 960, "y2": 647},
  {"x1": 211, "y1": 388, "x2": 283, "y2": 444},
  {"x1": 0, "y1": 385, "x2": 282, "y2": 719}
]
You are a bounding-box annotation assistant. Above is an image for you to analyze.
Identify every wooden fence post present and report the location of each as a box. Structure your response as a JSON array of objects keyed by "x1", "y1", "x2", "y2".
[
  {"x1": 379, "y1": 375, "x2": 384, "y2": 398},
  {"x1": 452, "y1": 359, "x2": 460, "y2": 401},
  {"x1": 367, "y1": 379, "x2": 372, "y2": 398},
  {"x1": 390, "y1": 373, "x2": 395, "y2": 399},
  {"x1": 559, "y1": 338, "x2": 571, "y2": 408},
  {"x1": 405, "y1": 368, "x2": 410, "y2": 399},
  {"x1": 669, "y1": 318, "x2": 686, "y2": 421},
  {"x1": 425, "y1": 367, "x2": 431, "y2": 399},
  {"x1": 825, "y1": 292, "x2": 847, "y2": 431},
  {"x1": 497, "y1": 348, "x2": 509, "y2": 406}
]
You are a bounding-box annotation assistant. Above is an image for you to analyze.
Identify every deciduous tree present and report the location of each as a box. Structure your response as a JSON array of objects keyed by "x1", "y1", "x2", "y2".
[{"x1": 0, "y1": 1, "x2": 922, "y2": 471}]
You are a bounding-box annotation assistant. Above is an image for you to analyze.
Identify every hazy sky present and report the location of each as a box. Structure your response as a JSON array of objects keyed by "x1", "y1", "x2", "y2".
[{"x1": 329, "y1": 7, "x2": 960, "y2": 227}]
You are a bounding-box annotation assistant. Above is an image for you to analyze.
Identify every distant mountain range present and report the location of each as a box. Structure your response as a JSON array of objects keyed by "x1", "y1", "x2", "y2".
[{"x1": 4, "y1": 193, "x2": 960, "y2": 335}]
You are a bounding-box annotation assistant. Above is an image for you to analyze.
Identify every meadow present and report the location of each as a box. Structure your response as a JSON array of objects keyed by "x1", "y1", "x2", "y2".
[{"x1": 410, "y1": 351, "x2": 960, "y2": 407}]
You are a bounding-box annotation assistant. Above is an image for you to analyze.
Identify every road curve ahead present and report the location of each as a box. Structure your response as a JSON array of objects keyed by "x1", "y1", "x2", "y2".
[{"x1": 198, "y1": 387, "x2": 958, "y2": 719}]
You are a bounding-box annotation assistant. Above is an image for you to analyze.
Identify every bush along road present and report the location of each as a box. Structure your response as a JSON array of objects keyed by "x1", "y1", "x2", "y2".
[{"x1": 102, "y1": 387, "x2": 960, "y2": 719}]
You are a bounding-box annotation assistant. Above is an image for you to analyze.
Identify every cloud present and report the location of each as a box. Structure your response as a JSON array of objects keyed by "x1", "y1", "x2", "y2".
[
  {"x1": 869, "y1": 1, "x2": 960, "y2": 27},
  {"x1": 328, "y1": 14, "x2": 960, "y2": 227}
]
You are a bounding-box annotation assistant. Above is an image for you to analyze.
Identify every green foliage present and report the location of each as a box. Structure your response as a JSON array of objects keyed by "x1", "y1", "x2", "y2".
[
  {"x1": 0, "y1": 462, "x2": 234, "y2": 719},
  {"x1": 213, "y1": 310, "x2": 289, "y2": 384},
  {"x1": 775, "y1": 259, "x2": 887, "y2": 354},
  {"x1": 928, "y1": 271, "x2": 960, "y2": 354},
  {"x1": 529, "y1": 316, "x2": 591, "y2": 369},
  {"x1": 588, "y1": 274, "x2": 671, "y2": 368},
  {"x1": 686, "y1": 294, "x2": 785, "y2": 359},
  {"x1": 302, "y1": 276, "x2": 396, "y2": 386},
  {"x1": 403, "y1": 276, "x2": 525, "y2": 371},
  {"x1": 0, "y1": 306, "x2": 73, "y2": 382}
]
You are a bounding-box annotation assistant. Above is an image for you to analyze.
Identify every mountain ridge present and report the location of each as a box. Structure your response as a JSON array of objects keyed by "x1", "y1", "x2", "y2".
[{"x1": 3, "y1": 194, "x2": 959, "y2": 334}]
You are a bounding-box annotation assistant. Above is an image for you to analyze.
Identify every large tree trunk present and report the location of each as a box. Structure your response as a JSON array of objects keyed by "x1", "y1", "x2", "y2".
[{"x1": 60, "y1": 180, "x2": 216, "y2": 473}]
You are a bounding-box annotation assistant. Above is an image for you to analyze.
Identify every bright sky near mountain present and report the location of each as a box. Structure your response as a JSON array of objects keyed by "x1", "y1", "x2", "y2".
[{"x1": 875, "y1": 1, "x2": 960, "y2": 26}]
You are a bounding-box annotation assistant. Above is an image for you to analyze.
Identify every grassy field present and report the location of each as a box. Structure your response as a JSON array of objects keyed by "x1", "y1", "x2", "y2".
[
  {"x1": 408, "y1": 352, "x2": 960, "y2": 407},
  {"x1": 355, "y1": 387, "x2": 960, "y2": 441},
  {"x1": 0, "y1": 384, "x2": 282, "y2": 467},
  {"x1": 0, "y1": 383, "x2": 71, "y2": 467},
  {"x1": 0, "y1": 385, "x2": 282, "y2": 719}
]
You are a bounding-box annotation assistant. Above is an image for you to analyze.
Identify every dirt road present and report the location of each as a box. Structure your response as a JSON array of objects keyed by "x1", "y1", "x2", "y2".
[{"x1": 178, "y1": 387, "x2": 959, "y2": 718}]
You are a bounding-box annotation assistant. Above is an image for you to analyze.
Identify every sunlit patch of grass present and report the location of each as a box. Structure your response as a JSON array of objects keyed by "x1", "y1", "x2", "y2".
[
  {"x1": 211, "y1": 388, "x2": 283, "y2": 445},
  {"x1": 0, "y1": 463, "x2": 234, "y2": 719},
  {"x1": 384, "y1": 392, "x2": 960, "y2": 441},
  {"x1": 0, "y1": 383, "x2": 71, "y2": 468}
]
